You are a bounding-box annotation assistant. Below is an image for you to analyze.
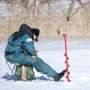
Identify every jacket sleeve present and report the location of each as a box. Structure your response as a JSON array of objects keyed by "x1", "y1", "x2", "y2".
[{"x1": 21, "y1": 35, "x2": 37, "y2": 57}]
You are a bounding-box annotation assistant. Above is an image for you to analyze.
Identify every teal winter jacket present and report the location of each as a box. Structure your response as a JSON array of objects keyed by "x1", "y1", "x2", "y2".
[{"x1": 5, "y1": 24, "x2": 37, "y2": 65}]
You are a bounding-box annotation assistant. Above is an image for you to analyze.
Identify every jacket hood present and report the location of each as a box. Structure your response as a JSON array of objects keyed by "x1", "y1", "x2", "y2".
[
  {"x1": 19, "y1": 24, "x2": 34, "y2": 39},
  {"x1": 19, "y1": 24, "x2": 40, "y2": 42}
]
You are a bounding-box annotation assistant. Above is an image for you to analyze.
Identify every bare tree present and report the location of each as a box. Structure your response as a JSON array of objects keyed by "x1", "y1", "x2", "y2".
[
  {"x1": 66, "y1": 0, "x2": 83, "y2": 21},
  {"x1": 21, "y1": 0, "x2": 28, "y2": 8}
]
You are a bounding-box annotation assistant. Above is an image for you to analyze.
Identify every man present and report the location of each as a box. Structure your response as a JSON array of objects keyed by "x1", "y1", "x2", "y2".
[{"x1": 5, "y1": 24, "x2": 66, "y2": 81}]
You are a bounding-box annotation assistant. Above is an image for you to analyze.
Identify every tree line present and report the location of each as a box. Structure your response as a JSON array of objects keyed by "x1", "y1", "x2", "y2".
[{"x1": 0, "y1": 0, "x2": 90, "y2": 42}]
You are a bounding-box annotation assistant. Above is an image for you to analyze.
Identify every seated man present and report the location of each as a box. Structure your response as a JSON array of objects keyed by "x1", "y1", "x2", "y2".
[{"x1": 5, "y1": 24, "x2": 66, "y2": 81}]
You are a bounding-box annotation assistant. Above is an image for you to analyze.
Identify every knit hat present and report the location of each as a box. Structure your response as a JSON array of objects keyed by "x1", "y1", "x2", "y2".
[{"x1": 32, "y1": 28, "x2": 40, "y2": 42}]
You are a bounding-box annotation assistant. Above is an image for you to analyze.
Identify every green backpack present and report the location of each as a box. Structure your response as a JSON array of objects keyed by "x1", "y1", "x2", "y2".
[{"x1": 15, "y1": 65, "x2": 35, "y2": 80}]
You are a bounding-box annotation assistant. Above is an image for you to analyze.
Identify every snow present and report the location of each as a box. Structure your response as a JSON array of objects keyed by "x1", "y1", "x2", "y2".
[
  {"x1": 0, "y1": 1, "x2": 9, "y2": 17},
  {"x1": 0, "y1": 41, "x2": 90, "y2": 90}
]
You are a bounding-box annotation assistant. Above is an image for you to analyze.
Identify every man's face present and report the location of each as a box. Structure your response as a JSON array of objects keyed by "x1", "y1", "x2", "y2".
[{"x1": 34, "y1": 34, "x2": 37, "y2": 41}]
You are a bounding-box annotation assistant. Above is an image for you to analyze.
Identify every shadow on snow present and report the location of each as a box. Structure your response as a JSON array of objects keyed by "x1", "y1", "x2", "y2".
[{"x1": 1, "y1": 73, "x2": 64, "y2": 82}]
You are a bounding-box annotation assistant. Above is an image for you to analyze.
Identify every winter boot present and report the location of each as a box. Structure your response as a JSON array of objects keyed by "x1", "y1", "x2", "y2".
[{"x1": 53, "y1": 70, "x2": 66, "y2": 81}]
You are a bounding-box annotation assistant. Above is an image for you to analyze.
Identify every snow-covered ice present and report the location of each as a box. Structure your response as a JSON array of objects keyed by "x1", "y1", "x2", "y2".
[{"x1": 0, "y1": 41, "x2": 90, "y2": 90}]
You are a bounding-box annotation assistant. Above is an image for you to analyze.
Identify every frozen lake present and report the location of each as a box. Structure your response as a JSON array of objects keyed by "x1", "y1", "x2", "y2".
[{"x1": 0, "y1": 41, "x2": 90, "y2": 90}]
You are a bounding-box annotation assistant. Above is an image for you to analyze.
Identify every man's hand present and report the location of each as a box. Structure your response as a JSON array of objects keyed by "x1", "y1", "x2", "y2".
[{"x1": 35, "y1": 49, "x2": 40, "y2": 52}]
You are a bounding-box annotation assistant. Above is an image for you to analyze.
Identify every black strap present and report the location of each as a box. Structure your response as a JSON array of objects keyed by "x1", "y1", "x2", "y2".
[
  {"x1": 21, "y1": 43, "x2": 32, "y2": 56},
  {"x1": 5, "y1": 51, "x2": 15, "y2": 56},
  {"x1": 8, "y1": 42, "x2": 14, "y2": 46}
]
